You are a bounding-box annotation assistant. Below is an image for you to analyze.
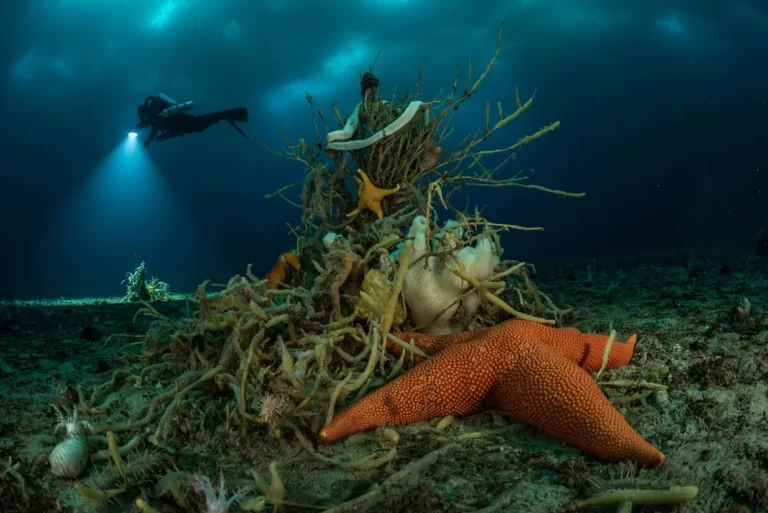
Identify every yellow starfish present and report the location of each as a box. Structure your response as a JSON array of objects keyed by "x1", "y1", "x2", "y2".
[{"x1": 346, "y1": 169, "x2": 400, "y2": 220}]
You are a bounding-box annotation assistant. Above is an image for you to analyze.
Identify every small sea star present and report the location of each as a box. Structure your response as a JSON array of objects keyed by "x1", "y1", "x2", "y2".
[
  {"x1": 319, "y1": 320, "x2": 664, "y2": 466},
  {"x1": 346, "y1": 169, "x2": 400, "y2": 220}
]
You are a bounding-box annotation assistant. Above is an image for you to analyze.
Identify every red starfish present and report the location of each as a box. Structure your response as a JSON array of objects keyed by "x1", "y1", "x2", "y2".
[{"x1": 319, "y1": 320, "x2": 664, "y2": 466}]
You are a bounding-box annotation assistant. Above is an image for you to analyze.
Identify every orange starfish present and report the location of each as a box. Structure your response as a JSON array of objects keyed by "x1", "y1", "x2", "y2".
[
  {"x1": 346, "y1": 169, "x2": 400, "y2": 220},
  {"x1": 319, "y1": 320, "x2": 664, "y2": 467},
  {"x1": 390, "y1": 320, "x2": 637, "y2": 372},
  {"x1": 265, "y1": 252, "x2": 301, "y2": 289}
]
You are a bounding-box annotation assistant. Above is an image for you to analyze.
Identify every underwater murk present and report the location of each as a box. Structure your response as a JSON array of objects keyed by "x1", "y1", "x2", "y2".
[{"x1": 2, "y1": 21, "x2": 768, "y2": 513}]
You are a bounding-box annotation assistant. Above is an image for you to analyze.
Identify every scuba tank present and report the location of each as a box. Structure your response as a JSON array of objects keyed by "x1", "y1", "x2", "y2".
[
  {"x1": 158, "y1": 93, "x2": 177, "y2": 105},
  {"x1": 160, "y1": 101, "x2": 194, "y2": 118}
]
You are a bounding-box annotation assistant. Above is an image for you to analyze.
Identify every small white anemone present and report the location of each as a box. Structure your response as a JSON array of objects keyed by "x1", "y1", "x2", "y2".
[
  {"x1": 51, "y1": 405, "x2": 91, "y2": 438},
  {"x1": 190, "y1": 472, "x2": 250, "y2": 513}
]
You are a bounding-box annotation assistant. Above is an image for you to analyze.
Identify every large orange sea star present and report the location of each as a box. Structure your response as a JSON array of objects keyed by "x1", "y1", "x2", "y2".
[{"x1": 319, "y1": 320, "x2": 664, "y2": 466}]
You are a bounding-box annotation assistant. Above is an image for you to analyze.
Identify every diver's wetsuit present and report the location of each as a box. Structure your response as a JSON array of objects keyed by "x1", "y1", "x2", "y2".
[{"x1": 136, "y1": 95, "x2": 248, "y2": 147}]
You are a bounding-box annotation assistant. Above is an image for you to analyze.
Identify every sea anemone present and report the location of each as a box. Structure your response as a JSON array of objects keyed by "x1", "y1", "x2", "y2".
[
  {"x1": 189, "y1": 472, "x2": 249, "y2": 513},
  {"x1": 49, "y1": 405, "x2": 91, "y2": 478}
]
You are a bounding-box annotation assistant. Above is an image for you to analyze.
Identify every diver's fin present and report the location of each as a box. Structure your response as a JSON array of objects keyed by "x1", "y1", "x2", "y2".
[{"x1": 227, "y1": 120, "x2": 248, "y2": 139}]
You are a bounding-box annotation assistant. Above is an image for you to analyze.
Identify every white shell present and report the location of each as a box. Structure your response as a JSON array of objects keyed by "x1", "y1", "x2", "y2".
[{"x1": 49, "y1": 435, "x2": 88, "y2": 478}]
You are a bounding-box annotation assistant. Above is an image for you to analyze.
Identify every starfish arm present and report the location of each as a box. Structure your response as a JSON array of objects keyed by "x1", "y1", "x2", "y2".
[
  {"x1": 390, "y1": 321, "x2": 635, "y2": 371},
  {"x1": 514, "y1": 320, "x2": 637, "y2": 372},
  {"x1": 319, "y1": 342, "x2": 495, "y2": 442},
  {"x1": 357, "y1": 169, "x2": 373, "y2": 187},
  {"x1": 576, "y1": 333, "x2": 636, "y2": 371},
  {"x1": 375, "y1": 184, "x2": 401, "y2": 197},
  {"x1": 389, "y1": 329, "x2": 486, "y2": 361},
  {"x1": 369, "y1": 202, "x2": 385, "y2": 219},
  {"x1": 489, "y1": 342, "x2": 664, "y2": 466},
  {"x1": 346, "y1": 205, "x2": 365, "y2": 218}
]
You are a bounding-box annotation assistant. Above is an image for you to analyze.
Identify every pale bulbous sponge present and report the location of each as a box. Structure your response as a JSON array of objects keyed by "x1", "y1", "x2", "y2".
[{"x1": 396, "y1": 216, "x2": 500, "y2": 334}]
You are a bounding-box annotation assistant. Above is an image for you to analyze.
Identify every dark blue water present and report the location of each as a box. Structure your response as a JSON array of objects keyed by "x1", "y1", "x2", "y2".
[{"x1": 1, "y1": 0, "x2": 766, "y2": 299}]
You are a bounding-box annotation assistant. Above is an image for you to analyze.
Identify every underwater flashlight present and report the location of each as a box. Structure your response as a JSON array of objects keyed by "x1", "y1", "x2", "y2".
[{"x1": 128, "y1": 132, "x2": 138, "y2": 138}]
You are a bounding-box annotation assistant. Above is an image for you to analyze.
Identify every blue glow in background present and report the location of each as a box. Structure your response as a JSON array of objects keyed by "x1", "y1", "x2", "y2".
[{"x1": 0, "y1": 0, "x2": 766, "y2": 299}]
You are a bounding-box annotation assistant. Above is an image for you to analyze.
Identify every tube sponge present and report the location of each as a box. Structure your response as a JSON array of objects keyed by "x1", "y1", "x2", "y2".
[
  {"x1": 326, "y1": 101, "x2": 424, "y2": 151},
  {"x1": 326, "y1": 104, "x2": 360, "y2": 144},
  {"x1": 395, "y1": 216, "x2": 499, "y2": 334}
]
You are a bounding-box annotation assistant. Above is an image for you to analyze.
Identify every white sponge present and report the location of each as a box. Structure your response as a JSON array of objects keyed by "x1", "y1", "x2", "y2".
[{"x1": 396, "y1": 216, "x2": 499, "y2": 334}]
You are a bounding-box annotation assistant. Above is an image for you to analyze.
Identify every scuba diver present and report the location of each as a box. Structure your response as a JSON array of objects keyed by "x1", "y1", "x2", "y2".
[{"x1": 135, "y1": 94, "x2": 249, "y2": 147}]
